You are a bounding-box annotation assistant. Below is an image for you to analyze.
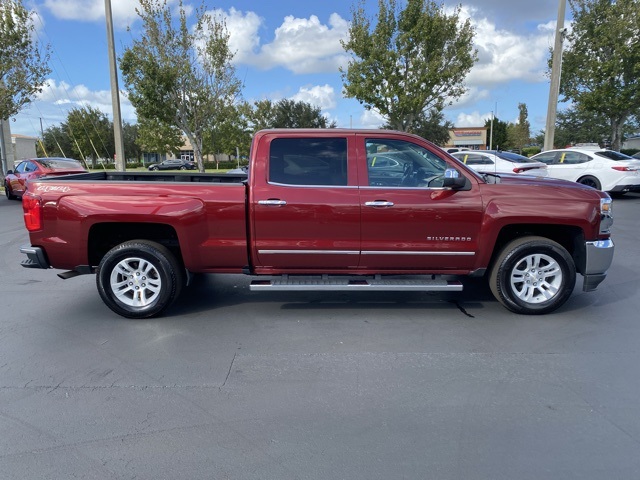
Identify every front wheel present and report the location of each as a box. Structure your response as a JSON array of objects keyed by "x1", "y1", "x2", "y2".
[
  {"x1": 489, "y1": 236, "x2": 576, "y2": 315},
  {"x1": 96, "y1": 240, "x2": 184, "y2": 318}
]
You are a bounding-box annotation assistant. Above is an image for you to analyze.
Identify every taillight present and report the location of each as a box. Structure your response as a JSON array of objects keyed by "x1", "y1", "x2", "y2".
[
  {"x1": 611, "y1": 166, "x2": 637, "y2": 172},
  {"x1": 22, "y1": 193, "x2": 43, "y2": 231}
]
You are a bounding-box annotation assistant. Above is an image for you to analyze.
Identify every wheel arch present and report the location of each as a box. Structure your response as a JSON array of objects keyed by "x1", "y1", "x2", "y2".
[
  {"x1": 88, "y1": 222, "x2": 183, "y2": 268},
  {"x1": 489, "y1": 224, "x2": 585, "y2": 274}
]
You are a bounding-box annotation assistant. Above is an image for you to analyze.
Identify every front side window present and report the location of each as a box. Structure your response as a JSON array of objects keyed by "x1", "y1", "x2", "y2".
[
  {"x1": 269, "y1": 137, "x2": 348, "y2": 186},
  {"x1": 366, "y1": 139, "x2": 451, "y2": 187}
]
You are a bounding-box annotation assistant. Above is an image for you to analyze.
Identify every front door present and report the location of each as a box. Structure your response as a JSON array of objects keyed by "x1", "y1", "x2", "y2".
[{"x1": 358, "y1": 136, "x2": 483, "y2": 272}]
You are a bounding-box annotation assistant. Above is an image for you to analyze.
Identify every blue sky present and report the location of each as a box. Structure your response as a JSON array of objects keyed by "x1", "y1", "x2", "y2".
[{"x1": 13, "y1": 0, "x2": 567, "y2": 141}]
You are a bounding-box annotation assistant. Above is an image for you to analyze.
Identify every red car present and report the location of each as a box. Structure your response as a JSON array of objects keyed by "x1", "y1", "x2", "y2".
[{"x1": 4, "y1": 157, "x2": 87, "y2": 200}]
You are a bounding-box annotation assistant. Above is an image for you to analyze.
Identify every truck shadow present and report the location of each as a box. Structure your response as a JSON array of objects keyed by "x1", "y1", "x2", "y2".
[{"x1": 168, "y1": 274, "x2": 497, "y2": 318}]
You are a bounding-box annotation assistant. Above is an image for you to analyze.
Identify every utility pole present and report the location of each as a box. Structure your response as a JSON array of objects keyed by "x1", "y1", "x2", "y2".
[
  {"x1": 544, "y1": 0, "x2": 567, "y2": 151},
  {"x1": 105, "y1": 0, "x2": 126, "y2": 171}
]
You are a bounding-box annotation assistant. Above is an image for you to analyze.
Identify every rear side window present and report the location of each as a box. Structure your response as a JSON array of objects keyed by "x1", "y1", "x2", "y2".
[
  {"x1": 559, "y1": 151, "x2": 591, "y2": 164},
  {"x1": 269, "y1": 137, "x2": 348, "y2": 186},
  {"x1": 533, "y1": 152, "x2": 558, "y2": 164},
  {"x1": 455, "y1": 153, "x2": 493, "y2": 165}
]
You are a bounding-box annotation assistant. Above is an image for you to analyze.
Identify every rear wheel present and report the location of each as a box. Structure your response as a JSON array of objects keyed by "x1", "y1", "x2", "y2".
[
  {"x1": 4, "y1": 182, "x2": 17, "y2": 200},
  {"x1": 578, "y1": 175, "x2": 601, "y2": 190},
  {"x1": 489, "y1": 236, "x2": 576, "y2": 315},
  {"x1": 96, "y1": 240, "x2": 184, "y2": 318}
]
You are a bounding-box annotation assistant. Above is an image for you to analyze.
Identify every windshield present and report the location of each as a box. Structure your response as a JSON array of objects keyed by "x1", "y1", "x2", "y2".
[{"x1": 38, "y1": 158, "x2": 84, "y2": 169}]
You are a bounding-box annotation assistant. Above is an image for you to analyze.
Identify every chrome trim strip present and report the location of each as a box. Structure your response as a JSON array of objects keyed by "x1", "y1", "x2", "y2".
[
  {"x1": 259, "y1": 250, "x2": 359, "y2": 255},
  {"x1": 267, "y1": 182, "x2": 358, "y2": 189},
  {"x1": 362, "y1": 251, "x2": 475, "y2": 256},
  {"x1": 258, "y1": 250, "x2": 474, "y2": 256}
]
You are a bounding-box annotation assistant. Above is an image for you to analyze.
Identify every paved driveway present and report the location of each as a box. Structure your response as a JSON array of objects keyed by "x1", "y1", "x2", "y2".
[{"x1": 1, "y1": 194, "x2": 640, "y2": 479}]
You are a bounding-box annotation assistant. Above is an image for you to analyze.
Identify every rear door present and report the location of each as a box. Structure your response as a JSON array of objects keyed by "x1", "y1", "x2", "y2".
[
  {"x1": 358, "y1": 135, "x2": 484, "y2": 271},
  {"x1": 251, "y1": 133, "x2": 361, "y2": 271}
]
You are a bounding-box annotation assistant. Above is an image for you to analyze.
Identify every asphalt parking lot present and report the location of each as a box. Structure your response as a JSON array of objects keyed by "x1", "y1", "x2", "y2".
[{"x1": 1, "y1": 193, "x2": 640, "y2": 479}]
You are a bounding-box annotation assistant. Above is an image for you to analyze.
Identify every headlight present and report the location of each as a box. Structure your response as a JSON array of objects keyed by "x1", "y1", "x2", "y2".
[{"x1": 600, "y1": 197, "x2": 613, "y2": 234}]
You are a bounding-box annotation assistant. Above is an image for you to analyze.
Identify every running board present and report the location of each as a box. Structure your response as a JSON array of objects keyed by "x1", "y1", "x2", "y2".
[{"x1": 250, "y1": 275, "x2": 463, "y2": 292}]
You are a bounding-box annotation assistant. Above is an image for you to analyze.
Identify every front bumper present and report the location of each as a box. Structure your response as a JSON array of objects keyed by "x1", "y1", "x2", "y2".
[
  {"x1": 20, "y1": 245, "x2": 50, "y2": 269},
  {"x1": 582, "y1": 239, "x2": 614, "y2": 291}
]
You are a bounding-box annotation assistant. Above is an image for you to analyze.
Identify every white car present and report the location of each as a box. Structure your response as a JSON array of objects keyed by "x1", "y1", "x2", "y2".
[
  {"x1": 450, "y1": 150, "x2": 548, "y2": 177},
  {"x1": 531, "y1": 148, "x2": 640, "y2": 193}
]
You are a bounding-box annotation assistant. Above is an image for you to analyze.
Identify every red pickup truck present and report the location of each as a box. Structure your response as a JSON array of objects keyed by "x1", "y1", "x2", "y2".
[{"x1": 19, "y1": 129, "x2": 614, "y2": 318}]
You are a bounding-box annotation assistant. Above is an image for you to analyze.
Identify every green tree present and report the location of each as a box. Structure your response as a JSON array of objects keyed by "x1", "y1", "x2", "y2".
[
  {"x1": 484, "y1": 116, "x2": 509, "y2": 150},
  {"x1": 135, "y1": 117, "x2": 183, "y2": 158},
  {"x1": 120, "y1": 0, "x2": 242, "y2": 172},
  {"x1": 509, "y1": 103, "x2": 530, "y2": 153},
  {"x1": 271, "y1": 99, "x2": 336, "y2": 129},
  {"x1": 65, "y1": 106, "x2": 114, "y2": 167},
  {"x1": 1, "y1": 0, "x2": 50, "y2": 173},
  {"x1": 559, "y1": 0, "x2": 640, "y2": 150},
  {"x1": 39, "y1": 124, "x2": 72, "y2": 158},
  {"x1": 385, "y1": 108, "x2": 452, "y2": 145},
  {"x1": 122, "y1": 122, "x2": 142, "y2": 162},
  {"x1": 341, "y1": 0, "x2": 476, "y2": 132}
]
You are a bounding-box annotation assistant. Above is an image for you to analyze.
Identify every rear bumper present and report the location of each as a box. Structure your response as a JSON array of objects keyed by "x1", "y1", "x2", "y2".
[
  {"x1": 582, "y1": 239, "x2": 614, "y2": 291},
  {"x1": 608, "y1": 181, "x2": 640, "y2": 193},
  {"x1": 20, "y1": 245, "x2": 50, "y2": 269}
]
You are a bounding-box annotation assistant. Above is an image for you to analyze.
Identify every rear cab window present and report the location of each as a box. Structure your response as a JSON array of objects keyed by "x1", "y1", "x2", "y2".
[{"x1": 268, "y1": 137, "x2": 348, "y2": 186}]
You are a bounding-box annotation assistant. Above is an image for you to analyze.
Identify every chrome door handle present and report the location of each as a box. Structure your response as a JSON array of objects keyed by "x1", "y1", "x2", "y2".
[
  {"x1": 365, "y1": 201, "x2": 394, "y2": 207},
  {"x1": 258, "y1": 199, "x2": 287, "y2": 206}
]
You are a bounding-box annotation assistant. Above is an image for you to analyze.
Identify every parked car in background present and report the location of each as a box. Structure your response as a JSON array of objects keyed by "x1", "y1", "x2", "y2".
[
  {"x1": 444, "y1": 147, "x2": 470, "y2": 154},
  {"x1": 531, "y1": 148, "x2": 640, "y2": 193},
  {"x1": 451, "y1": 150, "x2": 548, "y2": 177},
  {"x1": 631, "y1": 152, "x2": 640, "y2": 159},
  {"x1": 4, "y1": 157, "x2": 87, "y2": 200},
  {"x1": 148, "y1": 159, "x2": 196, "y2": 171}
]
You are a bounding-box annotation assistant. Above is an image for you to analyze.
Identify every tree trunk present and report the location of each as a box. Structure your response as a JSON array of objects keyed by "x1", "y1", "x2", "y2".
[
  {"x1": 184, "y1": 131, "x2": 205, "y2": 172},
  {"x1": 609, "y1": 115, "x2": 627, "y2": 151}
]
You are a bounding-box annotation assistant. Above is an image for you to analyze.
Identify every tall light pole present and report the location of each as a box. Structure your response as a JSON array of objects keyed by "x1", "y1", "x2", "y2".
[
  {"x1": 544, "y1": 0, "x2": 567, "y2": 151},
  {"x1": 105, "y1": 0, "x2": 126, "y2": 171}
]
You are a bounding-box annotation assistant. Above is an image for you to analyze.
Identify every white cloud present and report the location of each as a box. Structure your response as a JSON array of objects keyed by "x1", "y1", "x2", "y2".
[
  {"x1": 291, "y1": 84, "x2": 336, "y2": 110},
  {"x1": 255, "y1": 13, "x2": 350, "y2": 74},
  {"x1": 455, "y1": 111, "x2": 492, "y2": 127},
  {"x1": 207, "y1": 8, "x2": 263, "y2": 64},
  {"x1": 36, "y1": 79, "x2": 135, "y2": 122},
  {"x1": 359, "y1": 109, "x2": 385, "y2": 129},
  {"x1": 461, "y1": 6, "x2": 555, "y2": 87},
  {"x1": 42, "y1": 0, "x2": 179, "y2": 27}
]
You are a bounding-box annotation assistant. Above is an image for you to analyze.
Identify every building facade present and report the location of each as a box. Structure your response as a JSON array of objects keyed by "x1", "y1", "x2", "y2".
[{"x1": 444, "y1": 127, "x2": 488, "y2": 150}]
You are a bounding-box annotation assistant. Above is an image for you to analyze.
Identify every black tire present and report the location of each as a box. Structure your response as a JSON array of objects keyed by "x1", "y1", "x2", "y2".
[
  {"x1": 179, "y1": 166, "x2": 186, "y2": 170},
  {"x1": 578, "y1": 175, "x2": 601, "y2": 190},
  {"x1": 150, "y1": 166, "x2": 159, "y2": 171},
  {"x1": 96, "y1": 240, "x2": 184, "y2": 319},
  {"x1": 5, "y1": 182, "x2": 17, "y2": 200},
  {"x1": 489, "y1": 236, "x2": 576, "y2": 315}
]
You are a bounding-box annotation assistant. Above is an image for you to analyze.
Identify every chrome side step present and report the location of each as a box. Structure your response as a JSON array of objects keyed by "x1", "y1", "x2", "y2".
[{"x1": 250, "y1": 275, "x2": 463, "y2": 292}]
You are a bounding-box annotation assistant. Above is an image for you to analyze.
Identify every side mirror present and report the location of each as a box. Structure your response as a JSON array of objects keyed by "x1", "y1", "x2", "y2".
[
  {"x1": 6, "y1": 170, "x2": 13, "y2": 175},
  {"x1": 442, "y1": 168, "x2": 466, "y2": 189}
]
